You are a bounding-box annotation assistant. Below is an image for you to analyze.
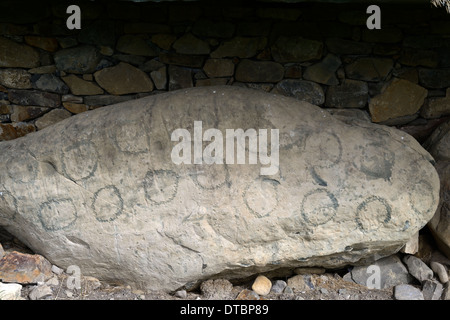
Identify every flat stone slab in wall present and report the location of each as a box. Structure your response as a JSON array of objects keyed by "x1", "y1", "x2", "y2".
[{"x1": 0, "y1": 86, "x2": 440, "y2": 292}]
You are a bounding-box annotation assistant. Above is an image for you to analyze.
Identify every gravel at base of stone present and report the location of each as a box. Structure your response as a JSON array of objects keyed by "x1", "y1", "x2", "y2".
[
  {"x1": 1, "y1": 228, "x2": 449, "y2": 301},
  {"x1": 394, "y1": 284, "x2": 424, "y2": 300}
]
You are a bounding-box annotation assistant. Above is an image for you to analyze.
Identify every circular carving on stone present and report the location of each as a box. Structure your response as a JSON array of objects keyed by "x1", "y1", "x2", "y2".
[
  {"x1": 92, "y1": 185, "x2": 124, "y2": 222},
  {"x1": 301, "y1": 188, "x2": 339, "y2": 226},
  {"x1": 244, "y1": 178, "x2": 279, "y2": 218},
  {"x1": 109, "y1": 120, "x2": 151, "y2": 154},
  {"x1": 191, "y1": 165, "x2": 229, "y2": 190},
  {"x1": 359, "y1": 143, "x2": 395, "y2": 181},
  {"x1": 7, "y1": 150, "x2": 38, "y2": 184},
  {"x1": 61, "y1": 140, "x2": 98, "y2": 182},
  {"x1": 143, "y1": 170, "x2": 179, "y2": 205},
  {"x1": 38, "y1": 198, "x2": 78, "y2": 231},
  {"x1": 303, "y1": 131, "x2": 342, "y2": 169},
  {"x1": 356, "y1": 196, "x2": 391, "y2": 232},
  {"x1": 409, "y1": 180, "x2": 435, "y2": 216}
]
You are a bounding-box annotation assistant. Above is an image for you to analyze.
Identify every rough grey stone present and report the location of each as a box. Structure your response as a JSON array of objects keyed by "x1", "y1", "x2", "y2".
[
  {"x1": 399, "y1": 48, "x2": 439, "y2": 68},
  {"x1": 325, "y1": 79, "x2": 368, "y2": 109},
  {"x1": 271, "y1": 280, "x2": 287, "y2": 294},
  {"x1": 349, "y1": 255, "x2": 414, "y2": 289},
  {"x1": 395, "y1": 284, "x2": 424, "y2": 300},
  {"x1": 0, "y1": 282, "x2": 22, "y2": 300},
  {"x1": 303, "y1": 54, "x2": 341, "y2": 85},
  {"x1": 361, "y1": 27, "x2": 403, "y2": 43},
  {"x1": 28, "y1": 284, "x2": 53, "y2": 300},
  {"x1": 8, "y1": 89, "x2": 60, "y2": 108},
  {"x1": 168, "y1": 65, "x2": 193, "y2": 91},
  {"x1": 422, "y1": 279, "x2": 444, "y2": 300},
  {"x1": 33, "y1": 74, "x2": 69, "y2": 95},
  {"x1": 403, "y1": 255, "x2": 434, "y2": 282},
  {"x1": 368, "y1": 79, "x2": 427, "y2": 123},
  {"x1": 10, "y1": 106, "x2": 49, "y2": 122},
  {"x1": 151, "y1": 67, "x2": 167, "y2": 91},
  {"x1": 94, "y1": 62, "x2": 154, "y2": 95},
  {"x1": 430, "y1": 261, "x2": 449, "y2": 284},
  {"x1": 83, "y1": 95, "x2": 137, "y2": 107},
  {"x1": 324, "y1": 109, "x2": 371, "y2": 124},
  {"x1": 272, "y1": 79, "x2": 325, "y2": 105},
  {"x1": 0, "y1": 86, "x2": 440, "y2": 292}
]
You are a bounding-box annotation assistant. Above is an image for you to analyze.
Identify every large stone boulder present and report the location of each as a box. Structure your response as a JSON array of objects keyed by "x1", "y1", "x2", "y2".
[
  {"x1": 424, "y1": 120, "x2": 450, "y2": 258},
  {"x1": 0, "y1": 86, "x2": 440, "y2": 292}
]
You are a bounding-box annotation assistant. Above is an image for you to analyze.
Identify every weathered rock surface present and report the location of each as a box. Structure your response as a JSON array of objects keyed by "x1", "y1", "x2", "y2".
[
  {"x1": 0, "y1": 86, "x2": 440, "y2": 292},
  {"x1": 346, "y1": 255, "x2": 414, "y2": 289},
  {"x1": 403, "y1": 255, "x2": 433, "y2": 282},
  {"x1": 424, "y1": 120, "x2": 450, "y2": 258}
]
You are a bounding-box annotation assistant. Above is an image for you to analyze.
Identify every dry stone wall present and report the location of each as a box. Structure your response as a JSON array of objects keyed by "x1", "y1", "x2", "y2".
[{"x1": 0, "y1": 1, "x2": 449, "y2": 142}]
